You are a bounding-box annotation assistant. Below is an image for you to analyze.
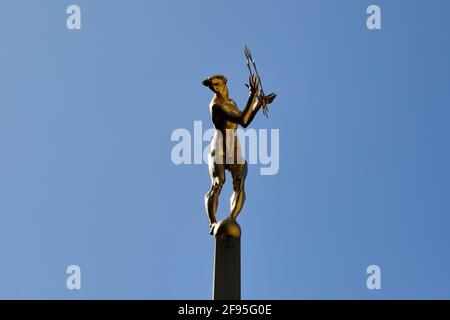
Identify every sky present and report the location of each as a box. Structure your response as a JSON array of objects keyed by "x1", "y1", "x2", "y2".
[{"x1": 0, "y1": 0, "x2": 450, "y2": 299}]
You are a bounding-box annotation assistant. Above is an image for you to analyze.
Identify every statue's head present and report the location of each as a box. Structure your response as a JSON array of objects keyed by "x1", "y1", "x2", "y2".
[{"x1": 202, "y1": 74, "x2": 228, "y2": 97}]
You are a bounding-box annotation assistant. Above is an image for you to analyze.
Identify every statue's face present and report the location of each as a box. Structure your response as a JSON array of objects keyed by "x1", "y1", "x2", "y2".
[{"x1": 211, "y1": 79, "x2": 227, "y2": 96}]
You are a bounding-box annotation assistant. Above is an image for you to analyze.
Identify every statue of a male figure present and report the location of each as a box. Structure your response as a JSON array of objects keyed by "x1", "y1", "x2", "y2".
[{"x1": 202, "y1": 74, "x2": 276, "y2": 234}]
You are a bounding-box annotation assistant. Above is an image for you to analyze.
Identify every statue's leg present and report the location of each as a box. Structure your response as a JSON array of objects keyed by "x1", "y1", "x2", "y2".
[
  {"x1": 229, "y1": 161, "x2": 248, "y2": 221},
  {"x1": 205, "y1": 156, "x2": 225, "y2": 233}
]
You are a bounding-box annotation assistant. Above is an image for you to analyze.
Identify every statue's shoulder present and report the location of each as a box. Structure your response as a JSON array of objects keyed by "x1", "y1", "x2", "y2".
[
  {"x1": 210, "y1": 98, "x2": 225, "y2": 110},
  {"x1": 210, "y1": 100, "x2": 221, "y2": 110}
]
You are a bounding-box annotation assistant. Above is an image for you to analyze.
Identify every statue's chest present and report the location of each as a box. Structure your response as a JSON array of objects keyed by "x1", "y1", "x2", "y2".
[{"x1": 223, "y1": 100, "x2": 238, "y2": 110}]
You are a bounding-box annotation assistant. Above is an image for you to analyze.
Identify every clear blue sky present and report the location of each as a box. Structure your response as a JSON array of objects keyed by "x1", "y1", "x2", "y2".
[{"x1": 1, "y1": 0, "x2": 449, "y2": 299}]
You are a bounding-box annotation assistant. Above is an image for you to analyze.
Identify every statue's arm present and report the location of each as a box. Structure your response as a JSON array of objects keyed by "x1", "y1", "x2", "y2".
[
  {"x1": 212, "y1": 92, "x2": 261, "y2": 128},
  {"x1": 212, "y1": 93, "x2": 261, "y2": 128},
  {"x1": 240, "y1": 92, "x2": 260, "y2": 128},
  {"x1": 239, "y1": 74, "x2": 262, "y2": 128}
]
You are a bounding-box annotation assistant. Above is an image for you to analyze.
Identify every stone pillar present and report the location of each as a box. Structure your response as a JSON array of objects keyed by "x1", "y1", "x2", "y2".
[{"x1": 212, "y1": 219, "x2": 241, "y2": 300}]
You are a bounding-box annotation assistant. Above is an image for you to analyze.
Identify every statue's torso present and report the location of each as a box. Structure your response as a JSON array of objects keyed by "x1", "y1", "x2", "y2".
[{"x1": 209, "y1": 99, "x2": 244, "y2": 164}]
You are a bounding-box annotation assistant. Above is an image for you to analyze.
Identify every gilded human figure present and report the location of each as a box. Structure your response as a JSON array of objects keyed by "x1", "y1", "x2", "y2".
[{"x1": 202, "y1": 49, "x2": 277, "y2": 236}]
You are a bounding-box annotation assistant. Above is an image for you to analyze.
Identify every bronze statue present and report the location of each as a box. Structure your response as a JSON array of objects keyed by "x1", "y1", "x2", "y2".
[{"x1": 202, "y1": 47, "x2": 277, "y2": 237}]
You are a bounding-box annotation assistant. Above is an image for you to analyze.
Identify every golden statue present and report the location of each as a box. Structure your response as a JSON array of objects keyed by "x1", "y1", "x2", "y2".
[{"x1": 202, "y1": 47, "x2": 277, "y2": 237}]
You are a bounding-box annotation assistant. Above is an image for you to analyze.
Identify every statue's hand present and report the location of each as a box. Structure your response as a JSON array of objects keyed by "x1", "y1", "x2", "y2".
[
  {"x1": 245, "y1": 74, "x2": 259, "y2": 95},
  {"x1": 258, "y1": 92, "x2": 277, "y2": 106}
]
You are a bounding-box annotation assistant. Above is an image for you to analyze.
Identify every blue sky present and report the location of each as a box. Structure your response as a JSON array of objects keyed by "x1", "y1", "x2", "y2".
[{"x1": 0, "y1": 0, "x2": 449, "y2": 299}]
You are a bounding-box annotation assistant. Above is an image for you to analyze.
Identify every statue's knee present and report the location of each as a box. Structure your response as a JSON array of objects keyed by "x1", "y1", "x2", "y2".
[
  {"x1": 212, "y1": 176, "x2": 225, "y2": 192},
  {"x1": 216, "y1": 177, "x2": 225, "y2": 188}
]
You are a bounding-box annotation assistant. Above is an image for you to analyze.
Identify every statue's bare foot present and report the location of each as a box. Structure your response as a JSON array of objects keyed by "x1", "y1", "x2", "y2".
[{"x1": 209, "y1": 222, "x2": 216, "y2": 235}]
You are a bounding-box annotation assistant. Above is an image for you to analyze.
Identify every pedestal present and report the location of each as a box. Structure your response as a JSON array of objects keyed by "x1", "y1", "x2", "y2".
[{"x1": 212, "y1": 219, "x2": 241, "y2": 300}]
